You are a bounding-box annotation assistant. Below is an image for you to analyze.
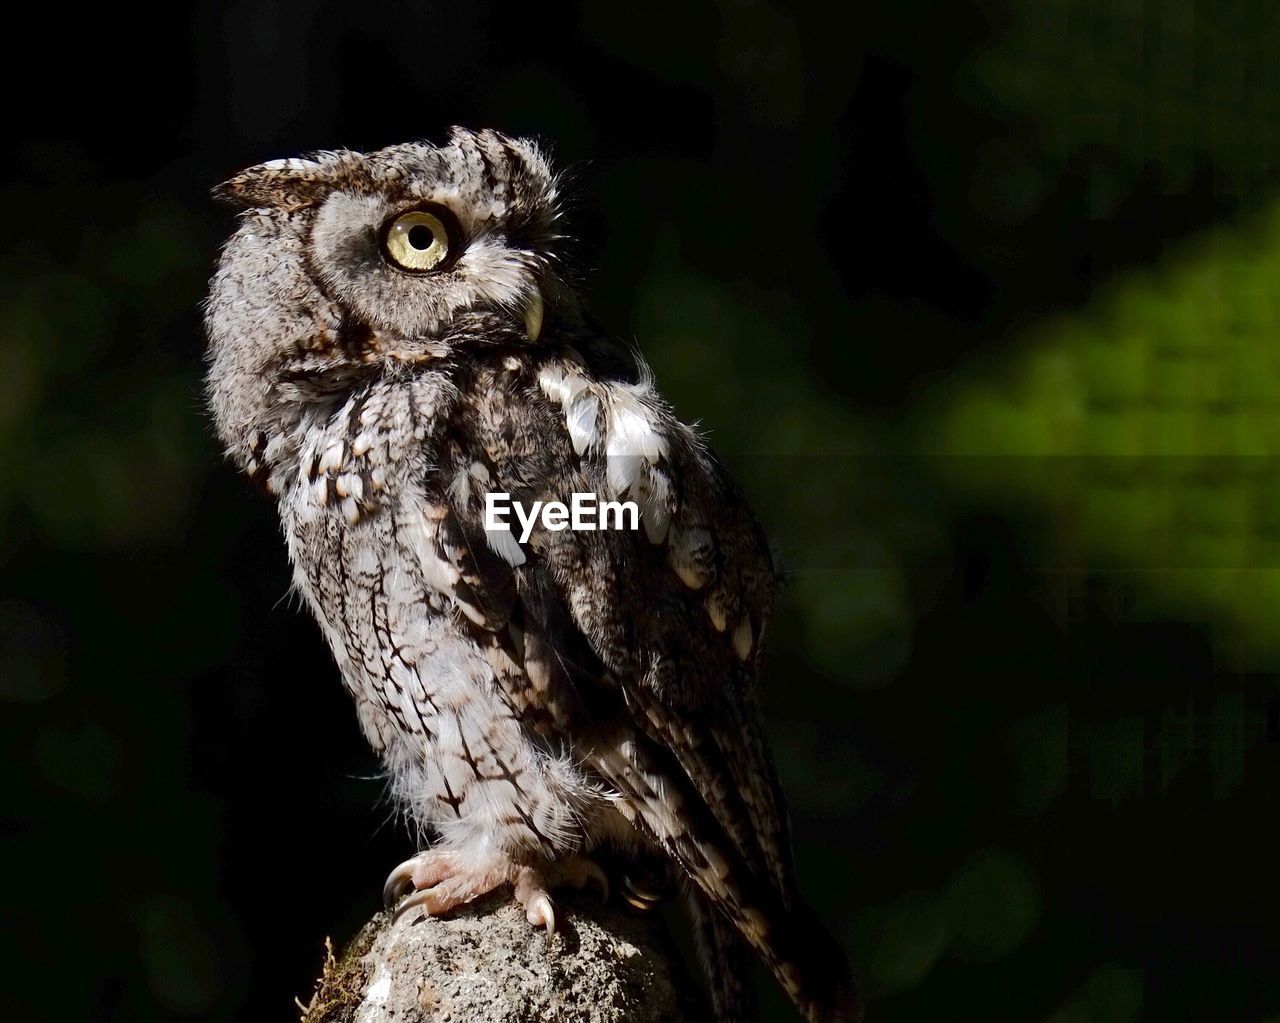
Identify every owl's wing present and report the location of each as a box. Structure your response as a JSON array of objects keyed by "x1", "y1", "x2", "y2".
[{"x1": 418, "y1": 349, "x2": 854, "y2": 1022}]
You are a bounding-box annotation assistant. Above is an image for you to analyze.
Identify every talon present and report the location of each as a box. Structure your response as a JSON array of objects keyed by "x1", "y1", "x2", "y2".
[
  {"x1": 383, "y1": 850, "x2": 461, "y2": 910},
  {"x1": 620, "y1": 857, "x2": 675, "y2": 912},
  {"x1": 382, "y1": 850, "x2": 487, "y2": 921},
  {"x1": 383, "y1": 860, "x2": 417, "y2": 909},
  {"x1": 527, "y1": 892, "x2": 556, "y2": 934},
  {"x1": 392, "y1": 886, "x2": 438, "y2": 922}
]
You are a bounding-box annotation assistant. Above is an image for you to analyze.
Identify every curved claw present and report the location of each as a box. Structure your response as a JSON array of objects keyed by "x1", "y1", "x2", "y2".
[
  {"x1": 620, "y1": 858, "x2": 675, "y2": 912},
  {"x1": 391, "y1": 885, "x2": 440, "y2": 923},
  {"x1": 526, "y1": 892, "x2": 556, "y2": 934},
  {"x1": 383, "y1": 860, "x2": 418, "y2": 910},
  {"x1": 383, "y1": 850, "x2": 461, "y2": 911}
]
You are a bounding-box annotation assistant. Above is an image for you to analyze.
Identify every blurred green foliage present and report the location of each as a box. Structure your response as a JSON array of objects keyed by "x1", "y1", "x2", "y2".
[{"x1": 924, "y1": 199, "x2": 1280, "y2": 656}]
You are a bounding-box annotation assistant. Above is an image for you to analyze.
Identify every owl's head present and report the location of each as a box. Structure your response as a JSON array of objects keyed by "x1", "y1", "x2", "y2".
[{"x1": 205, "y1": 128, "x2": 574, "y2": 473}]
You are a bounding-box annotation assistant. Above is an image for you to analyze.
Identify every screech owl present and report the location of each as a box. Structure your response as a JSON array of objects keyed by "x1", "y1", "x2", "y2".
[{"x1": 205, "y1": 128, "x2": 856, "y2": 1023}]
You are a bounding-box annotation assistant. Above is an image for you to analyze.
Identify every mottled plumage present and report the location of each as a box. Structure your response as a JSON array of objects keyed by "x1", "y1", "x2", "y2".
[{"x1": 204, "y1": 128, "x2": 855, "y2": 1022}]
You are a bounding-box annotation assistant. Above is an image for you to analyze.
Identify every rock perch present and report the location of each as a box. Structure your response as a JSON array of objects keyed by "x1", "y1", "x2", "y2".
[{"x1": 298, "y1": 892, "x2": 709, "y2": 1023}]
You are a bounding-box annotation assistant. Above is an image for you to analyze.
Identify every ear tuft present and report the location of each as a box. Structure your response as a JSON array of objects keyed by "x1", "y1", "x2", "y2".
[
  {"x1": 447, "y1": 125, "x2": 477, "y2": 147},
  {"x1": 213, "y1": 153, "x2": 347, "y2": 211}
]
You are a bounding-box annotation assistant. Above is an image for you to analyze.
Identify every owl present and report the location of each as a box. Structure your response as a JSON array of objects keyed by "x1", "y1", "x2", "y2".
[{"x1": 205, "y1": 128, "x2": 856, "y2": 1023}]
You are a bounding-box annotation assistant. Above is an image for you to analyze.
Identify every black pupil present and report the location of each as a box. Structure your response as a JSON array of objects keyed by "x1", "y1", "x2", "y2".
[{"x1": 407, "y1": 224, "x2": 434, "y2": 250}]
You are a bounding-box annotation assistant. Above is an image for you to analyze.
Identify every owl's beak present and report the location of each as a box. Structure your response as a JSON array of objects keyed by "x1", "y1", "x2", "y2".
[{"x1": 523, "y1": 287, "x2": 544, "y2": 343}]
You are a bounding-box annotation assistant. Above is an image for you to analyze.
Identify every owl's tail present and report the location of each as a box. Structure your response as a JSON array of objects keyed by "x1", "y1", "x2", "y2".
[
  {"x1": 594, "y1": 732, "x2": 860, "y2": 1020},
  {"x1": 687, "y1": 887, "x2": 761, "y2": 1022},
  {"x1": 686, "y1": 875, "x2": 861, "y2": 1023},
  {"x1": 745, "y1": 890, "x2": 863, "y2": 1023}
]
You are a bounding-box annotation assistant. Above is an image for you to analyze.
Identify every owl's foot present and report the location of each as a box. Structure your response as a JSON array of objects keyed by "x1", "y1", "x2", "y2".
[
  {"x1": 383, "y1": 850, "x2": 466, "y2": 910},
  {"x1": 383, "y1": 850, "x2": 608, "y2": 934},
  {"x1": 382, "y1": 850, "x2": 510, "y2": 922}
]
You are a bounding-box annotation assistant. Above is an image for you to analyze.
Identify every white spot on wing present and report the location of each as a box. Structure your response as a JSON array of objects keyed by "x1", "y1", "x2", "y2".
[
  {"x1": 637, "y1": 470, "x2": 672, "y2": 544},
  {"x1": 642, "y1": 490, "x2": 671, "y2": 543},
  {"x1": 318, "y1": 439, "x2": 345, "y2": 475},
  {"x1": 538, "y1": 364, "x2": 590, "y2": 408},
  {"x1": 608, "y1": 391, "x2": 666, "y2": 461},
  {"x1": 566, "y1": 391, "x2": 600, "y2": 456},
  {"x1": 668, "y1": 524, "x2": 713, "y2": 589},
  {"x1": 447, "y1": 468, "x2": 472, "y2": 506},
  {"x1": 485, "y1": 523, "x2": 527, "y2": 566}
]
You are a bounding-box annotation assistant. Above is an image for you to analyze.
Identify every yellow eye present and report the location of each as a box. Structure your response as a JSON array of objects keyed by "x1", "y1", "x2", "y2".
[{"x1": 381, "y1": 209, "x2": 452, "y2": 272}]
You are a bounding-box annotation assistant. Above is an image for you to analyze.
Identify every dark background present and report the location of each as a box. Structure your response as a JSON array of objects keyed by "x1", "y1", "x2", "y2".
[{"x1": 4, "y1": 2, "x2": 1279, "y2": 1020}]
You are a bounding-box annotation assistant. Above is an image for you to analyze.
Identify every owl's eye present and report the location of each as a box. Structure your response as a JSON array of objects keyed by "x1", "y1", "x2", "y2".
[{"x1": 380, "y1": 208, "x2": 454, "y2": 272}]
